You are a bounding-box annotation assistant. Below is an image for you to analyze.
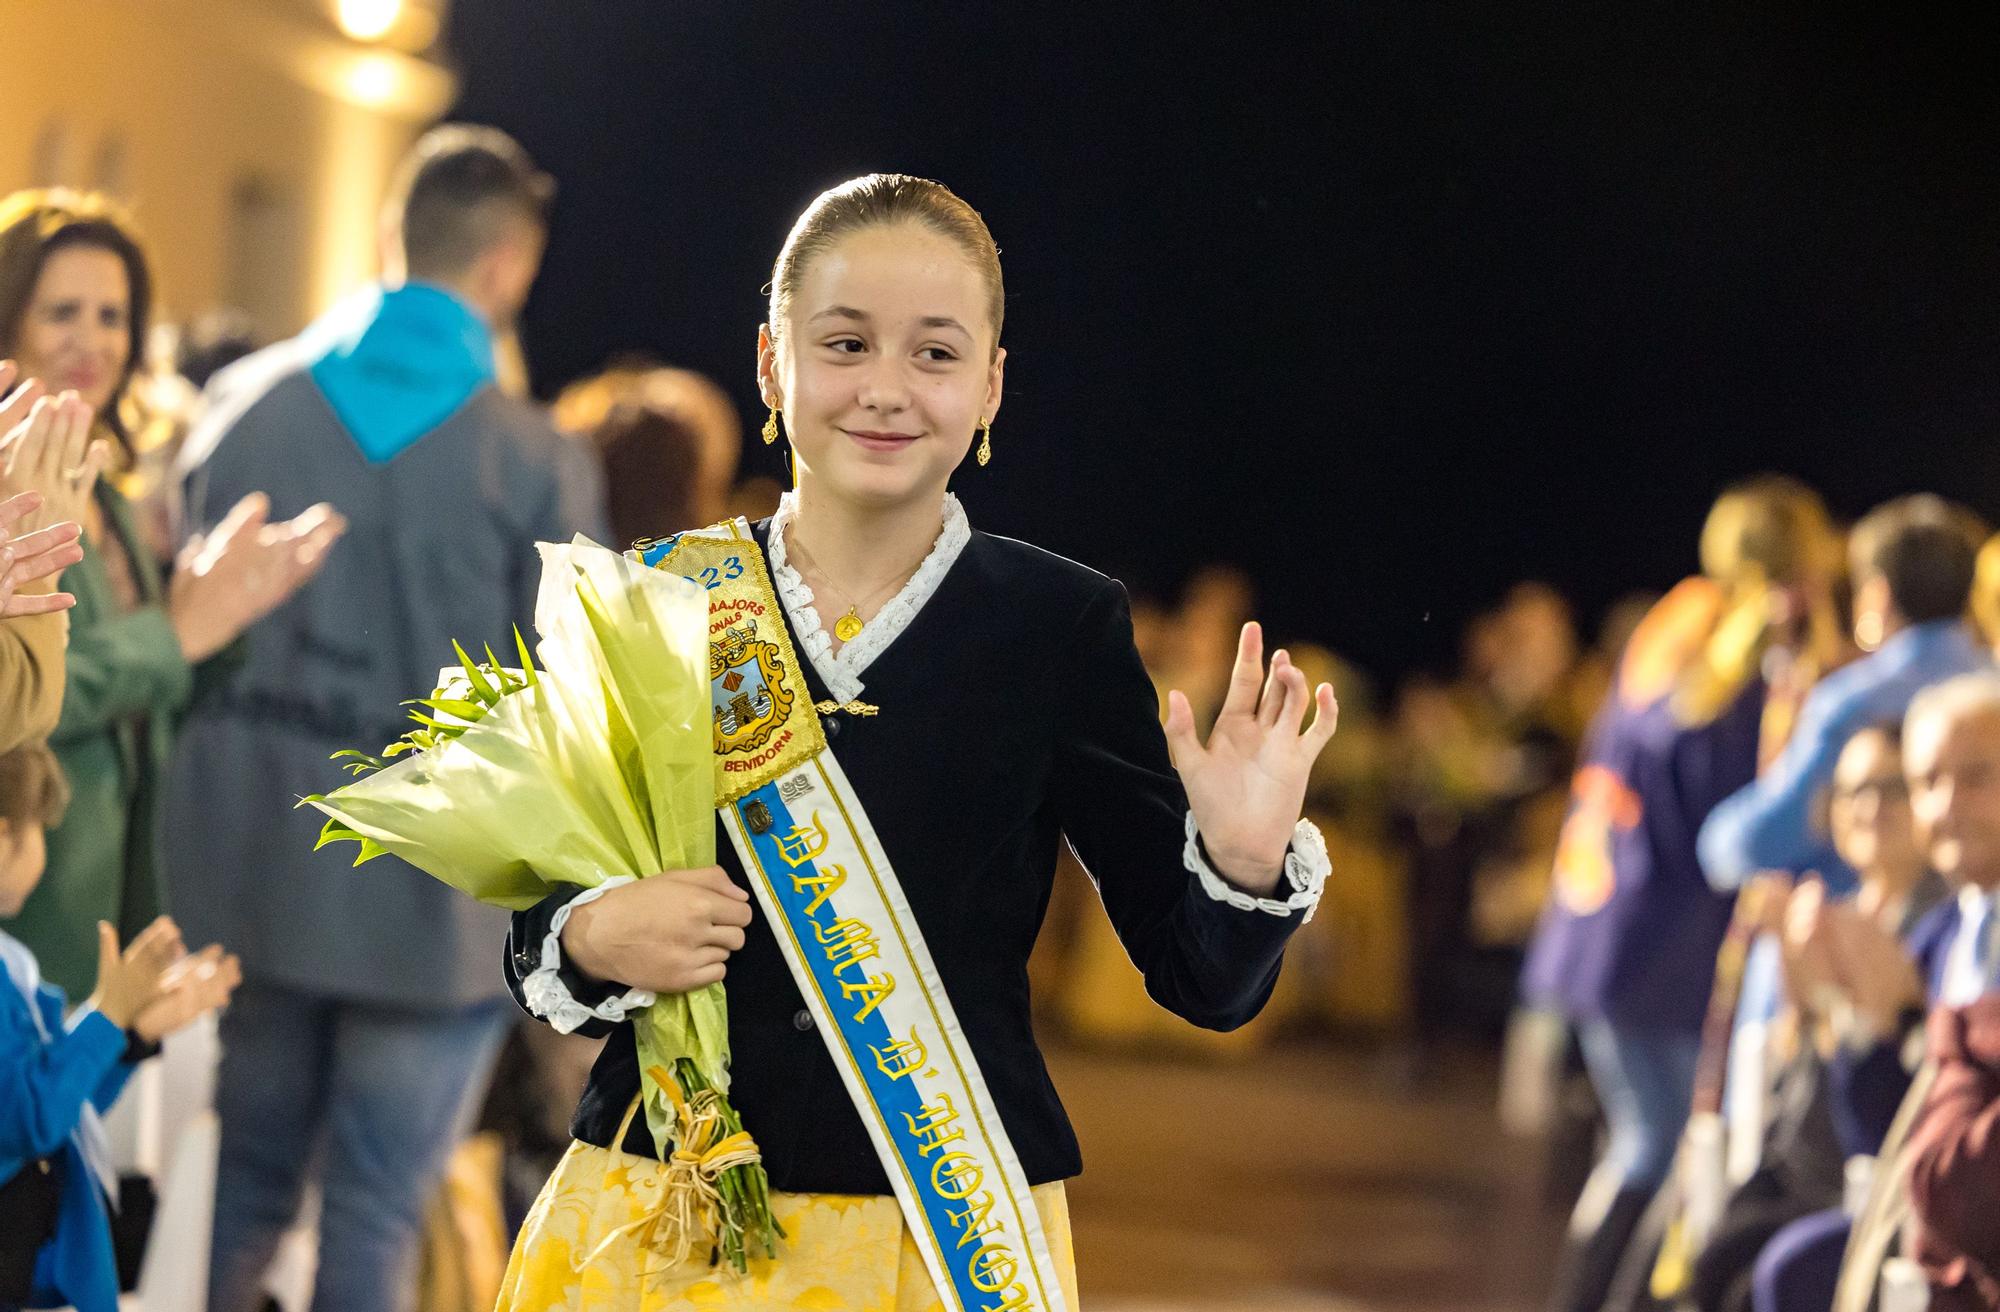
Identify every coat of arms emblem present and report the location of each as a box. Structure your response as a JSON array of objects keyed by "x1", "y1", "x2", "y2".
[{"x1": 711, "y1": 619, "x2": 796, "y2": 754}]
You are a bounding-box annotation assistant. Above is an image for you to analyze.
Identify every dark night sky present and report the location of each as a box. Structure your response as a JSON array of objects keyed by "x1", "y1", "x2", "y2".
[{"x1": 444, "y1": 3, "x2": 2000, "y2": 683}]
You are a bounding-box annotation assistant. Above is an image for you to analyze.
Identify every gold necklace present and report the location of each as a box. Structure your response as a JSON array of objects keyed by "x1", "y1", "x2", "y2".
[{"x1": 789, "y1": 536, "x2": 919, "y2": 646}]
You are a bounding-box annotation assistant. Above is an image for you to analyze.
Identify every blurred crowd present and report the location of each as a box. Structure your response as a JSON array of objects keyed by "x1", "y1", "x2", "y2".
[
  {"x1": 1031, "y1": 480, "x2": 2000, "y2": 1312},
  {"x1": 1, "y1": 116, "x2": 1998, "y2": 1312},
  {"x1": 0, "y1": 128, "x2": 782, "y2": 1312}
]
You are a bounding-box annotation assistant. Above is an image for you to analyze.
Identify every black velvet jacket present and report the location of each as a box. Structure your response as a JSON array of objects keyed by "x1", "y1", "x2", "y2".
[{"x1": 504, "y1": 521, "x2": 1308, "y2": 1194}]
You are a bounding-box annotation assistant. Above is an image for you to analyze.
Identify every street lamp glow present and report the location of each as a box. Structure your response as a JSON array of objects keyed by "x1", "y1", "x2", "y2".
[{"x1": 337, "y1": 0, "x2": 403, "y2": 42}]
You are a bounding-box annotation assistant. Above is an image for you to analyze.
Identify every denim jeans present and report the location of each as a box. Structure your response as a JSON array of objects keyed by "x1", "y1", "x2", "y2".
[
  {"x1": 206, "y1": 975, "x2": 511, "y2": 1312},
  {"x1": 1578, "y1": 1018, "x2": 1703, "y2": 1193}
]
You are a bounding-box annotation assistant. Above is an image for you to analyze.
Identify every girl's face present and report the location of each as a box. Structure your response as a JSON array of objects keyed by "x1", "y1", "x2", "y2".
[
  {"x1": 1830, "y1": 728, "x2": 1920, "y2": 885},
  {"x1": 760, "y1": 223, "x2": 1003, "y2": 510},
  {"x1": 11, "y1": 244, "x2": 131, "y2": 414}
]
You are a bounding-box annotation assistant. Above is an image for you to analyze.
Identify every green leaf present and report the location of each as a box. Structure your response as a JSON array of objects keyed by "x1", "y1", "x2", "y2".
[
  {"x1": 513, "y1": 627, "x2": 539, "y2": 687},
  {"x1": 453, "y1": 640, "x2": 497, "y2": 702},
  {"x1": 416, "y1": 697, "x2": 487, "y2": 720},
  {"x1": 311, "y1": 817, "x2": 363, "y2": 849}
]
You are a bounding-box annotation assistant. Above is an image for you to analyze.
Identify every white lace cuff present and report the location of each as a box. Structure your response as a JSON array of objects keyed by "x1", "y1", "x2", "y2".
[
  {"x1": 1185, "y1": 811, "x2": 1329, "y2": 924},
  {"x1": 520, "y1": 878, "x2": 658, "y2": 1034}
]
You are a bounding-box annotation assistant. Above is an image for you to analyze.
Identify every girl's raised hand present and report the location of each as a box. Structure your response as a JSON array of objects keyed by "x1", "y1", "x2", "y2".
[{"x1": 1165, "y1": 622, "x2": 1338, "y2": 895}]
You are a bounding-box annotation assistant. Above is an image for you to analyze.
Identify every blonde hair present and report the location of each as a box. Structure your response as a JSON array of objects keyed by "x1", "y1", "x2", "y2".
[
  {"x1": 1673, "y1": 475, "x2": 1841, "y2": 726},
  {"x1": 1699, "y1": 475, "x2": 1838, "y2": 587},
  {"x1": 1973, "y1": 533, "x2": 2000, "y2": 651},
  {"x1": 768, "y1": 174, "x2": 1003, "y2": 350}
]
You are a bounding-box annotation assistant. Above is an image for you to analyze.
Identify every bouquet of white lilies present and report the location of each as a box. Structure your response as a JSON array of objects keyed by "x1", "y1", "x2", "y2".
[{"x1": 303, "y1": 537, "x2": 780, "y2": 1270}]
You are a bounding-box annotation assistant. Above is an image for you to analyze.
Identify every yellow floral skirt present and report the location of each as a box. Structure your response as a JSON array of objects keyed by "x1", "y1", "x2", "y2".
[{"x1": 496, "y1": 1140, "x2": 1080, "y2": 1312}]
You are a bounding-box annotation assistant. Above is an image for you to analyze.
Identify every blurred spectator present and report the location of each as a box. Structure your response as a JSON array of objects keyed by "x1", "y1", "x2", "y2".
[
  {"x1": 1687, "y1": 721, "x2": 1945, "y2": 1312},
  {"x1": 1175, "y1": 564, "x2": 1257, "y2": 729},
  {"x1": 1469, "y1": 583, "x2": 1590, "y2": 954},
  {"x1": 1897, "y1": 675, "x2": 2000, "y2": 1312},
  {"x1": 1701, "y1": 494, "x2": 1990, "y2": 894},
  {"x1": 1520, "y1": 475, "x2": 1842, "y2": 1312},
  {"x1": 1907, "y1": 999, "x2": 2000, "y2": 1311},
  {"x1": 0, "y1": 363, "x2": 99, "y2": 752},
  {"x1": 1391, "y1": 668, "x2": 1506, "y2": 1044},
  {"x1": 0, "y1": 740, "x2": 239, "y2": 1312},
  {"x1": 161, "y1": 124, "x2": 603, "y2": 1312},
  {"x1": 724, "y1": 474, "x2": 784, "y2": 524},
  {"x1": 1565, "y1": 590, "x2": 1664, "y2": 737},
  {"x1": 1289, "y1": 643, "x2": 1408, "y2": 1032},
  {"x1": 1970, "y1": 531, "x2": 2000, "y2": 658},
  {"x1": 1825, "y1": 672, "x2": 2000, "y2": 1312},
  {"x1": 175, "y1": 307, "x2": 260, "y2": 392},
  {"x1": 1695, "y1": 495, "x2": 1989, "y2": 1281},
  {"x1": 0, "y1": 189, "x2": 337, "y2": 1002},
  {"x1": 554, "y1": 361, "x2": 742, "y2": 545},
  {"x1": 1391, "y1": 582, "x2": 1591, "y2": 1054}
]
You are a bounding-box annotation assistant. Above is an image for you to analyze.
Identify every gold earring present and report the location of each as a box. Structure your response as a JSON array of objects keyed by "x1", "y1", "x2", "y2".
[
  {"x1": 976, "y1": 419, "x2": 993, "y2": 467},
  {"x1": 762, "y1": 407, "x2": 781, "y2": 446}
]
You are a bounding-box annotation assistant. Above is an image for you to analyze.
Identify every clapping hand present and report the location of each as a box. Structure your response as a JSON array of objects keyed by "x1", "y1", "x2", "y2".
[
  {"x1": 1743, "y1": 871, "x2": 1794, "y2": 937},
  {"x1": 1821, "y1": 899, "x2": 1925, "y2": 1040},
  {"x1": 88, "y1": 917, "x2": 186, "y2": 1030},
  {"x1": 169, "y1": 491, "x2": 348, "y2": 662},
  {"x1": 1165, "y1": 622, "x2": 1339, "y2": 894},
  {"x1": 0, "y1": 492, "x2": 84, "y2": 617},
  {"x1": 0, "y1": 370, "x2": 107, "y2": 533},
  {"x1": 0, "y1": 364, "x2": 102, "y2": 616},
  {"x1": 131, "y1": 944, "x2": 242, "y2": 1043},
  {"x1": 1776, "y1": 876, "x2": 1839, "y2": 1010},
  {"x1": 88, "y1": 916, "x2": 241, "y2": 1041}
]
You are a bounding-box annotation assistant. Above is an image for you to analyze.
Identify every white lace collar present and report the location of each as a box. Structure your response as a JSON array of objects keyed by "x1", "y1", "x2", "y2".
[{"x1": 766, "y1": 490, "x2": 971, "y2": 704}]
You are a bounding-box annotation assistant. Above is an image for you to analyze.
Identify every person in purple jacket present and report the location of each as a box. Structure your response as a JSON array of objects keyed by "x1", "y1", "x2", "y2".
[{"x1": 1522, "y1": 475, "x2": 1843, "y2": 1312}]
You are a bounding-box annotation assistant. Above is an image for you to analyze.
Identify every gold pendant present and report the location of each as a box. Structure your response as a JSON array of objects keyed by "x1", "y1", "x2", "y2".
[{"x1": 834, "y1": 608, "x2": 865, "y2": 643}]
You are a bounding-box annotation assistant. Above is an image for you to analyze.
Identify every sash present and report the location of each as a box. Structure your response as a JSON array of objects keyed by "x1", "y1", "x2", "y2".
[{"x1": 641, "y1": 521, "x2": 1070, "y2": 1312}]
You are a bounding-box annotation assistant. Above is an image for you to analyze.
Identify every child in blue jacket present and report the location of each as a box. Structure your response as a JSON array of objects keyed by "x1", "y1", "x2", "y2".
[{"x1": 0, "y1": 742, "x2": 239, "y2": 1312}]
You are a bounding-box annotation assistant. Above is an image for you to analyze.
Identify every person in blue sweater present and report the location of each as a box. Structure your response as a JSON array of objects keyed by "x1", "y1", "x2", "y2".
[
  {"x1": 1700, "y1": 494, "x2": 1991, "y2": 893},
  {"x1": 0, "y1": 742, "x2": 239, "y2": 1312}
]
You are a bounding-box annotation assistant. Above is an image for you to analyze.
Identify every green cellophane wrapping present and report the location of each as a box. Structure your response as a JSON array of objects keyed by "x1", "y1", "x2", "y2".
[{"x1": 304, "y1": 537, "x2": 770, "y2": 1263}]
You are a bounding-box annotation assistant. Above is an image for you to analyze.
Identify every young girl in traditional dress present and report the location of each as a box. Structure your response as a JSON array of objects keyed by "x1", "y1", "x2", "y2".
[{"x1": 496, "y1": 174, "x2": 1337, "y2": 1311}]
